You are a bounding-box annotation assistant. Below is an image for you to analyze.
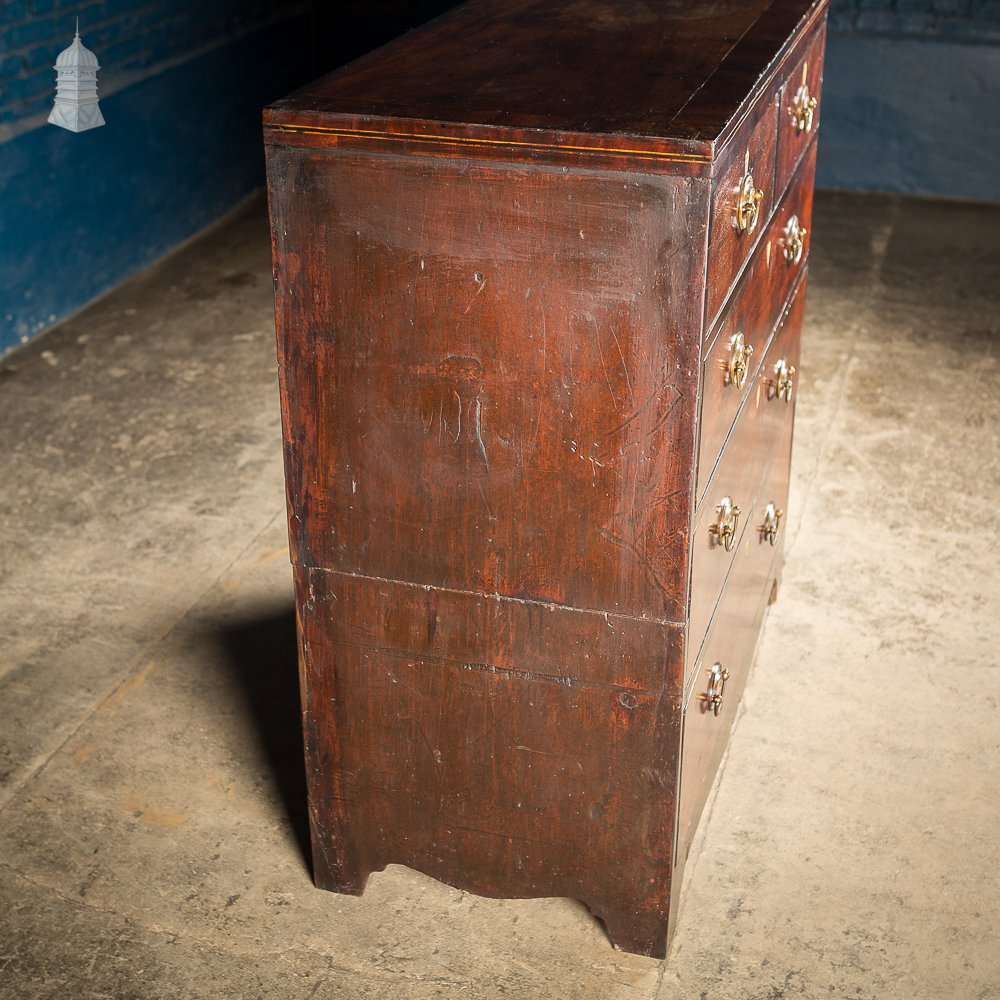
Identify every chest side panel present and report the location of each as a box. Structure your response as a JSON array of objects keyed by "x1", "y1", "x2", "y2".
[{"x1": 268, "y1": 147, "x2": 709, "y2": 622}]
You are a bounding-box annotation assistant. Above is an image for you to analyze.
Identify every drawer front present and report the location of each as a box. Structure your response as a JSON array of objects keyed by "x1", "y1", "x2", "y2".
[
  {"x1": 697, "y1": 142, "x2": 816, "y2": 504},
  {"x1": 775, "y1": 20, "x2": 827, "y2": 199},
  {"x1": 757, "y1": 271, "x2": 806, "y2": 451},
  {"x1": 687, "y1": 272, "x2": 806, "y2": 688},
  {"x1": 705, "y1": 95, "x2": 779, "y2": 327},
  {"x1": 753, "y1": 399, "x2": 795, "y2": 590},
  {"x1": 688, "y1": 406, "x2": 768, "y2": 675}
]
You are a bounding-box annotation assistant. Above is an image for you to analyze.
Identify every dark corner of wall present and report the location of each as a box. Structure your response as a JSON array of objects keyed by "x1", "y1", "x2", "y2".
[{"x1": 0, "y1": 0, "x2": 457, "y2": 355}]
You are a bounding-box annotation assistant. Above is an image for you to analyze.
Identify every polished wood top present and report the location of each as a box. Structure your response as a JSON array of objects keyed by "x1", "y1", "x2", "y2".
[{"x1": 265, "y1": 0, "x2": 826, "y2": 161}]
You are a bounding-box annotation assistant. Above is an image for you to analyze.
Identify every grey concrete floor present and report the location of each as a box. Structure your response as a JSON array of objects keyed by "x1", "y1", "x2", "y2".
[{"x1": 0, "y1": 190, "x2": 997, "y2": 999}]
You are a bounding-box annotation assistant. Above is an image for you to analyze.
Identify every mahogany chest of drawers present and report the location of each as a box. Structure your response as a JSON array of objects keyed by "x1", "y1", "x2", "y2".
[{"x1": 264, "y1": 0, "x2": 826, "y2": 959}]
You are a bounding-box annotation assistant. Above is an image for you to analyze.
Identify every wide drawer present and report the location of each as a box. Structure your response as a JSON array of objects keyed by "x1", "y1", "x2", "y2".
[
  {"x1": 687, "y1": 273, "x2": 805, "y2": 688},
  {"x1": 775, "y1": 19, "x2": 827, "y2": 199},
  {"x1": 675, "y1": 515, "x2": 770, "y2": 865},
  {"x1": 696, "y1": 142, "x2": 816, "y2": 504},
  {"x1": 688, "y1": 435, "x2": 765, "y2": 678},
  {"x1": 705, "y1": 95, "x2": 779, "y2": 327},
  {"x1": 675, "y1": 413, "x2": 795, "y2": 866}
]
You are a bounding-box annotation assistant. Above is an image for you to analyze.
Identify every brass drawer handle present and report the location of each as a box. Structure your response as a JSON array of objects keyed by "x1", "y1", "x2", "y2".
[
  {"x1": 735, "y1": 165, "x2": 764, "y2": 234},
  {"x1": 712, "y1": 495, "x2": 741, "y2": 552},
  {"x1": 728, "y1": 332, "x2": 754, "y2": 390},
  {"x1": 789, "y1": 81, "x2": 818, "y2": 133},
  {"x1": 782, "y1": 214, "x2": 807, "y2": 264},
  {"x1": 774, "y1": 358, "x2": 795, "y2": 402},
  {"x1": 706, "y1": 662, "x2": 730, "y2": 717},
  {"x1": 762, "y1": 501, "x2": 783, "y2": 546}
]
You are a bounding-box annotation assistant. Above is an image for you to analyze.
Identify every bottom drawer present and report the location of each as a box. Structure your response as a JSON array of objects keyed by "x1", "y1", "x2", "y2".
[{"x1": 675, "y1": 419, "x2": 794, "y2": 865}]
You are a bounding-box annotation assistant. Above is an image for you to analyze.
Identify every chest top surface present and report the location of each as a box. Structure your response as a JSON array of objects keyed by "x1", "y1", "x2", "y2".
[{"x1": 265, "y1": 0, "x2": 825, "y2": 163}]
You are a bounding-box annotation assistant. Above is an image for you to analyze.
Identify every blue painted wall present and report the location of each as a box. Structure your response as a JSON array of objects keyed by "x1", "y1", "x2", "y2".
[
  {"x1": 3, "y1": 0, "x2": 997, "y2": 354},
  {"x1": 0, "y1": 1, "x2": 315, "y2": 354},
  {"x1": 819, "y1": 0, "x2": 1000, "y2": 199}
]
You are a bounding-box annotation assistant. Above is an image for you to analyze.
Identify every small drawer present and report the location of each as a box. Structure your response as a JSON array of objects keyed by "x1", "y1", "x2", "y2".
[
  {"x1": 757, "y1": 270, "x2": 806, "y2": 447},
  {"x1": 775, "y1": 19, "x2": 827, "y2": 199},
  {"x1": 752, "y1": 403, "x2": 795, "y2": 582},
  {"x1": 705, "y1": 94, "x2": 779, "y2": 327},
  {"x1": 696, "y1": 144, "x2": 816, "y2": 505}
]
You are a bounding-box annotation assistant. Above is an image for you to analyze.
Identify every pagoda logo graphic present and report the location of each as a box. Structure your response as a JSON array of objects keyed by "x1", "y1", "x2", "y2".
[{"x1": 49, "y1": 20, "x2": 105, "y2": 133}]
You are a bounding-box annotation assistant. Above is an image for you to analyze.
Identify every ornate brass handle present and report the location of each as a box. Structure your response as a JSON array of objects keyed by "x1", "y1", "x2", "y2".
[
  {"x1": 782, "y1": 214, "x2": 807, "y2": 264},
  {"x1": 774, "y1": 358, "x2": 795, "y2": 402},
  {"x1": 762, "y1": 501, "x2": 783, "y2": 546},
  {"x1": 789, "y1": 82, "x2": 818, "y2": 133},
  {"x1": 706, "y1": 662, "x2": 730, "y2": 717},
  {"x1": 735, "y1": 168, "x2": 764, "y2": 234},
  {"x1": 712, "y1": 495, "x2": 741, "y2": 552},
  {"x1": 728, "y1": 332, "x2": 754, "y2": 390}
]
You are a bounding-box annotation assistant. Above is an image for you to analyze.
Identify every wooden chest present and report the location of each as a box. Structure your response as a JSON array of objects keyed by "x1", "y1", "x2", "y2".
[{"x1": 264, "y1": 0, "x2": 827, "y2": 959}]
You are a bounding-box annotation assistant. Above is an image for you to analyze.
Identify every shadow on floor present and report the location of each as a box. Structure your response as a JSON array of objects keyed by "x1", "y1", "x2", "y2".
[{"x1": 214, "y1": 603, "x2": 312, "y2": 874}]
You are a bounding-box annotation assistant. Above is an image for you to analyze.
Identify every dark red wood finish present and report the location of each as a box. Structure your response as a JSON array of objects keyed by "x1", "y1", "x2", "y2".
[
  {"x1": 266, "y1": 0, "x2": 826, "y2": 166},
  {"x1": 676, "y1": 428, "x2": 790, "y2": 864},
  {"x1": 688, "y1": 344, "x2": 784, "y2": 684},
  {"x1": 758, "y1": 272, "x2": 807, "y2": 445},
  {"x1": 266, "y1": 0, "x2": 827, "y2": 961},
  {"x1": 295, "y1": 566, "x2": 684, "y2": 957},
  {"x1": 677, "y1": 368, "x2": 798, "y2": 866},
  {"x1": 268, "y1": 148, "x2": 707, "y2": 624},
  {"x1": 755, "y1": 396, "x2": 797, "y2": 563},
  {"x1": 776, "y1": 21, "x2": 828, "y2": 195},
  {"x1": 676, "y1": 534, "x2": 764, "y2": 865},
  {"x1": 697, "y1": 141, "x2": 816, "y2": 502},
  {"x1": 705, "y1": 96, "x2": 779, "y2": 327}
]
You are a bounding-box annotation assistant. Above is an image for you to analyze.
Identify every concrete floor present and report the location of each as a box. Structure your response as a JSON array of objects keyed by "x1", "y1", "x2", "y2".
[{"x1": 1, "y1": 190, "x2": 997, "y2": 999}]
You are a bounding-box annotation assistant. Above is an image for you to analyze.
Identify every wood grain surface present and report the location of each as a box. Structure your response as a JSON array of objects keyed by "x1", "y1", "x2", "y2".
[
  {"x1": 264, "y1": 0, "x2": 827, "y2": 172},
  {"x1": 295, "y1": 564, "x2": 684, "y2": 958},
  {"x1": 268, "y1": 148, "x2": 709, "y2": 624}
]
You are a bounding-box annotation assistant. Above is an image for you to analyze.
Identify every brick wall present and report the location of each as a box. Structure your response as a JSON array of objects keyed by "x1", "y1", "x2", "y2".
[
  {"x1": 1, "y1": 0, "x2": 306, "y2": 132},
  {"x1": 829, "y1": 0, "x2": 1000, "y2": 39},
  {"x1": 0, "y1": 0, "x2": 317, "y2": 352},
  {"x1": 819, "y1": 0, "x2": 1000, "y2": 198}
]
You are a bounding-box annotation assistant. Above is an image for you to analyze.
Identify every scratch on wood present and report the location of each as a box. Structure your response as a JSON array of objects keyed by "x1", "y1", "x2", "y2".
[
  {"x1": 319, "y1": 565, "x2": 686, "y2": 627},
  {"x1": 478, "y1": 479, "x2": 496, "y2": 522},
  {"x1": 594, "y1": 319, "x2": 620, "y2": 413},
  {"x1": 597, "y1": 524, "x2": 669, "y2": 608},
  {"x1": 512, "y1": 745, "x2": 562, "y2": 757},
  {"x1": 610, "y1": 325, "x2": 634, "y2": 406},
  {"x1": 459, "y1": 659, "x2": 621, "y2": 691},
  {"x1": 471, "y1": 396, "x2": 489, "y2": 467},
  {"x1": 463, "y1": 274, "x2": 488, "y2": 315},
  {"x1": 540, "y1": 306, "x2": 548, "y2": 371},
  {"x1": 599, "y1": 381, "x2": 684, "y2": 466}
]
